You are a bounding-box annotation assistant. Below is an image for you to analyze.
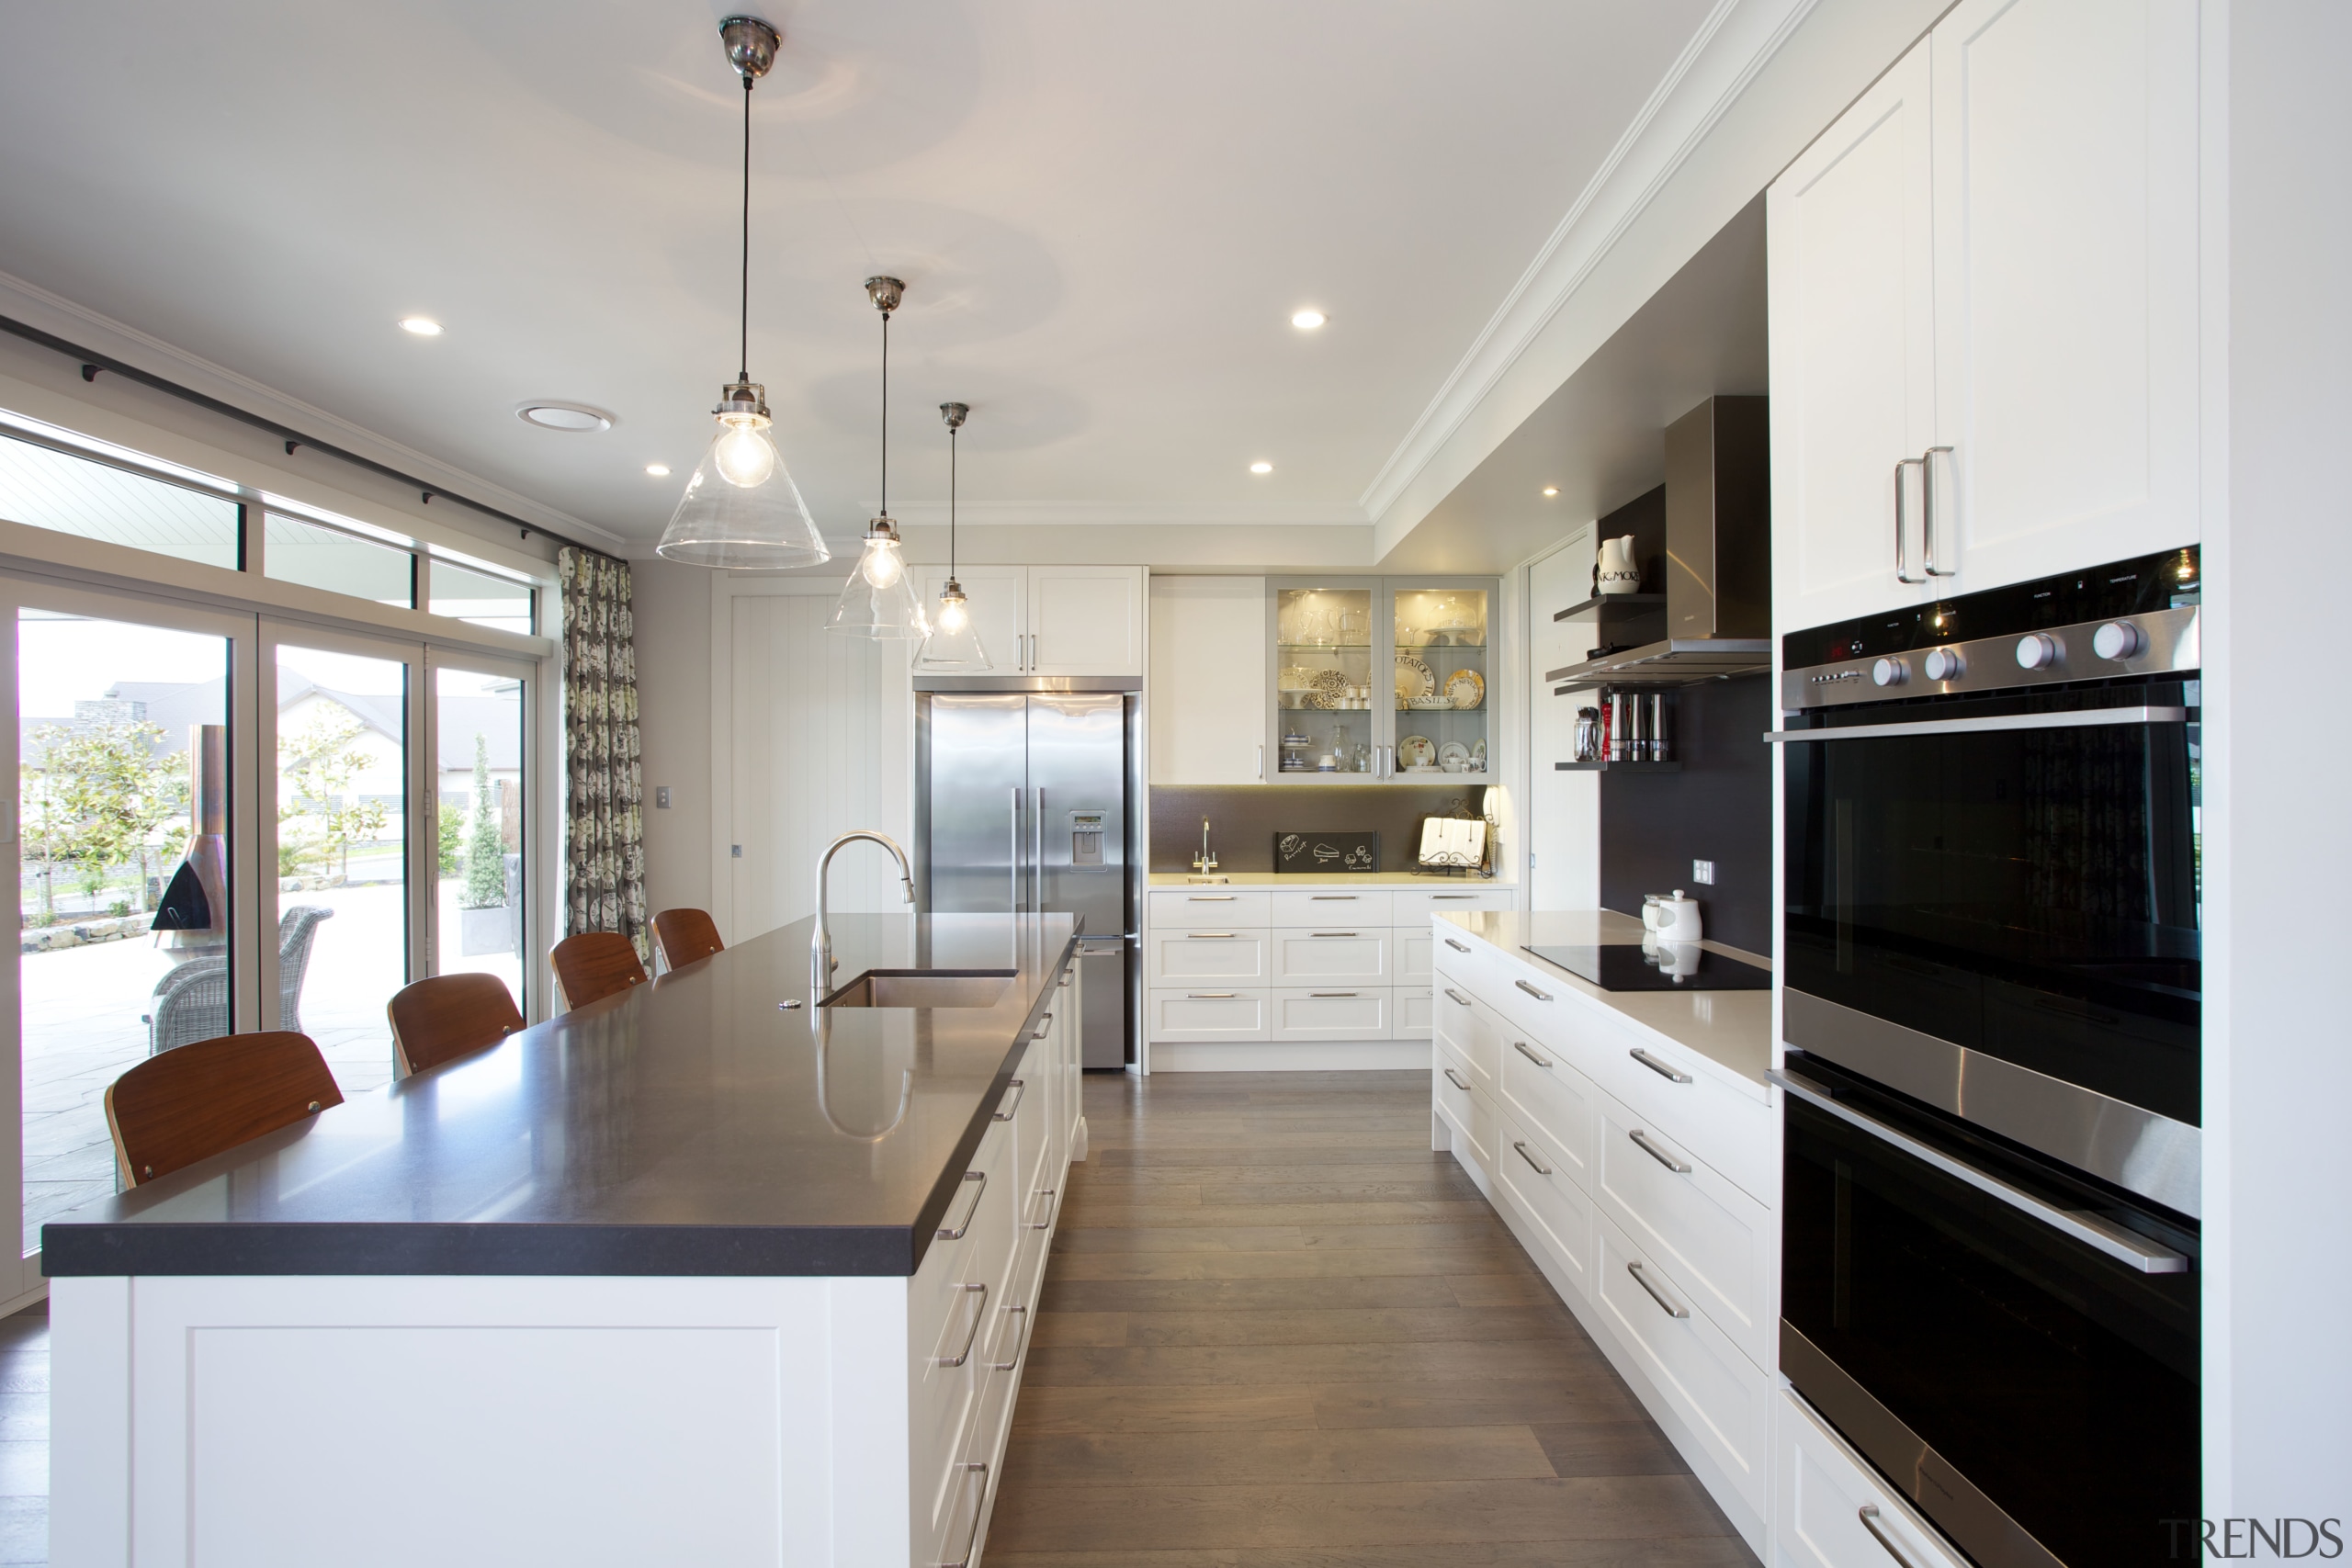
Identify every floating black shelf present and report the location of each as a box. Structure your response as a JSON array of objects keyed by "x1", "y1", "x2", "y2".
[
  {"x1": 1555, "y1": 760, "x2": 1683, "y2": 773},
  {"x1": 1553, "y1": 592, "x2": 1665, "y2": 622}
]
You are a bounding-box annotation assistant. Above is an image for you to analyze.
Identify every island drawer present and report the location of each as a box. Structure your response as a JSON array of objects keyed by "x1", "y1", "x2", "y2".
[
  {"x1": 1148, "y1": 888, "x2": 1272, "y2": 927},
  {"x1": 1592, "y1": 1092, "x2": 1770, "y2": 1372},
  {"x1": 1271, "y1": 888, "x2": 1394, "y2": 926},
  {"x1": 1394, "y1": 888, "x2": 1516, "y2": 922},
  {"x1": 1434, "y1": 1037, "x2": 1494, "y2": 1175},
  {"x1": 1433, "y1": 984, "x2": 1499, "y2": 1093},
  {"x1": 1430, "y1": 921, "x2": 1510, "y2": 996},
  {"x1": 1148, "y1": 987, "x2": 1270, "y2": 1043},
  {"x1": 1271, "y1": 928, "x2": 1390, "y2": 984},
  {"x1": 1494, "y1": 1107, "x2": 1594, "y2": 1303},
  {"x1": 912, "y1": 1119, "x2": 1016, "y2": 1550},
  {"x1": 1589, "y1": 1023, "x2": 1776, "y2": 1205},
  {"x1": 1146, "y1": 929, "x2": 1269, "y2": 986}
]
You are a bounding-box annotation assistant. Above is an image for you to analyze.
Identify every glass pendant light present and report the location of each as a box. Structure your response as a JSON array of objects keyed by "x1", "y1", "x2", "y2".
[
  {"x1": 829, "y1": 276, "x2": 931, "y2": 638},
  {"x1": 913, "y1": 401, "x2": 990, "y2": 671},
  {"x1": 656, "y1": 17, "x2": 831, "y2": 570}
]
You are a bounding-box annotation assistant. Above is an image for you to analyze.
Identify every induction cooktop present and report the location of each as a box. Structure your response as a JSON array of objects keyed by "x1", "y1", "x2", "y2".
[{"x1": 1521, "y1": 943, "x2": 1771, "y2": 991}]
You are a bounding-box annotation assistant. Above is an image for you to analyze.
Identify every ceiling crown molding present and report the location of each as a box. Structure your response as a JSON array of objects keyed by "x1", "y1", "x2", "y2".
[
  {"x1": 1355, "y1": 0, "x2": 1819, "y2": 536},
  {"x1": 884, "y1": 500, "x2": 1372, "y2": 528},
  {"x1": 0, "y1": 265, "x2": 625, "y2": 549}
]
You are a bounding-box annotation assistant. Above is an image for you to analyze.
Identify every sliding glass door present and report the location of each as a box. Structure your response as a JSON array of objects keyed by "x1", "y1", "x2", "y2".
[
  {"x1": 428, "y1": 651, "x2": 533, "y2": 1016},
  {"x1": 4, "y1": 581, "x2": 259, "y2": 1287}
]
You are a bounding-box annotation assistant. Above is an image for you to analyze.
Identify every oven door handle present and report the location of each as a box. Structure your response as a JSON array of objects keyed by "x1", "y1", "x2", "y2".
[
  {"x1": 1764, "y1": 705, "x2": 2188, "y2": 744},
  {"x1": 1771, "y1": 1069, "x2": 2188, "y2": 1274}
]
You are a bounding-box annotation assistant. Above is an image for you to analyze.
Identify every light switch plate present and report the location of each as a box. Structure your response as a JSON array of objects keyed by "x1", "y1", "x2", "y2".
[
  {"x1": 1691, "y1": 859, "x2": 1715, "y2": 886},
  {"x1": 654, "y1": 786, "x2": 672, "y2": 809}
]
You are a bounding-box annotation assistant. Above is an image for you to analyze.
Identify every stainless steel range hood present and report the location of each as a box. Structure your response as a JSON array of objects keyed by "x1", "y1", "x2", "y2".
[{"x1": 1545, "y1": 395, "x2": 1771, "y2": 691}]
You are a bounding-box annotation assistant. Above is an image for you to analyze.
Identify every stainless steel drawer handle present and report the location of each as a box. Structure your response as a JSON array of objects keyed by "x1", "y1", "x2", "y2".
[
  {"x1": 1443, "y1": 938, "x2": 1471, "y2": 953},
  {"x1": 1186, "y1": 992, "x2": 1238, "y2": 999},
  {"x1": 938, "y1": 1169, "x2": 988, "y2": 1240},
  {"x1": 990, "y1": 1304, "x2": 1030, "y2": 1372},
  {"x1": 1187, "y1": 931, "x2": 1239, "y2": 939},
  {"x1": 1310, "y1": 991, "x2": 1360, "y2": 998},
  {"x1": 1442, "y1": 987, "x2": 1471, "y2": 1007},
  {"x1": 939, "y1": 1462, "x2": 989, "y2": 1568},
  {"x1": 1442, "y1": 1067, "x2": 1472, "y2": 1092},
  {"x1": 1032, "y1": 1011, "x2": 1053, "y2": 1040},
  {"x1": 1629, "y1": 1128, "x2": 1690, "y2": 1174},
  {"x1": 992, "y1": 1079, "x2": 1025, "y2": 1122},
  {"x1": 1626, "y1": 1261, "x2": 1689, "y2": 1320},
  {"x1": 1031, "y1": 1186, "x2": 1059, "y2": 1231},
  {"x1": 1513, "y1": 1040, "x2": 1551, "y2": 1069},
  {"x1": 1514, "y1": 979, "x2": 1552, "y2": 1002},
  {"x1": 1858, "y1": 1506, "x2": 1922, "y2": 1568},
  {"x1": 1188, "y1": 895, "x2": 1238, "y2": 901},
  {"x1": 1511, "y1": 1140, "x2": 1552, "y2": 1176},
  {"x1": 1310, "y1": 895, "x2": 1357, "y2": 900},
  {"x1": 1432, "y1": 894, "x2": 1476, "y2": 900},
  {"x1": 1629, "y1": 1047, "x2": 1691, "y2": 1083},
  {"x1": 934, "y1": 1281, "x2": 989, "y2": 1367},
  {"x1": 1310, "y1": 931, "x2": 1360, "y2": 938}
]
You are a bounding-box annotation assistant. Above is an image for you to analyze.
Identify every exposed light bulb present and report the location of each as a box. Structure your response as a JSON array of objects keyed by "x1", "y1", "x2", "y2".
[
  {"x1": 861, "y1": 535, "x2": 906, "y2": 587},
  {"x1": 712, "y1": 416, "x2": 777, "y2": 488},
  {"x1": 936, "y1": 592, "x2": 969, "y2": 634}
]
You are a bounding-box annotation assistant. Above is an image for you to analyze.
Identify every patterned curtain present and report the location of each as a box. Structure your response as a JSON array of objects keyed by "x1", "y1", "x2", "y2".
[{"x1": 558, "y1": 547, "x2": 649, "y2": 962}]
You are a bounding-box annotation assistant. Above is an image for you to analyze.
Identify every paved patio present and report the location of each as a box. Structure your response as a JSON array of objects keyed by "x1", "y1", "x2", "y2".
[{"x1": 18, "y1": 881, "x2": 523, "y2": 1255}]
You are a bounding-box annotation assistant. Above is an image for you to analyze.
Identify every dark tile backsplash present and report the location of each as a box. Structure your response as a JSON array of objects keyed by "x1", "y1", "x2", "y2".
[
  {"x1": 1150, "y1": 785, "x2": 1487, "y2": 873},
  {"x1": 1598, "y1": 674, "x2": 1772, "y2": 953}
]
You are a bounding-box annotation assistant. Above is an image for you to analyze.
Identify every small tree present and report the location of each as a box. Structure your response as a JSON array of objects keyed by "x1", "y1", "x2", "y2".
[
  {"x1": 462, "y1": 733, "x2": 504, "y2": 910},
  {"x1": 21, "y1": 719, "x2": 172, "y2": 918},
  {"x1": 279, "y1": 710, "x2": 389, "y2": 883},
  {"x1": 438, "y1": 802, "x2": 466, "y2": 878}
]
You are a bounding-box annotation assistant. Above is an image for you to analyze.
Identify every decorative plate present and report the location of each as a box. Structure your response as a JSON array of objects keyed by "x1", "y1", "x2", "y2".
[
  {"x1": 1277, "y1": 665, "x2": 1315, "y2": 692},
  {"x1": 1394, "y1": 654, "x2": 1434, "y2": 702},
  {"x1": 1443, "y1": 669, "x2": 1485, "y2": 709},
  {"x1": 1408, "y1": 695, "x2": 1453, "y2": 710},
  {"x1": 1438, "y1": 741, "x2": 1470, "y2": 770},
  {"x1": 1311, "y1": 668, "x2": 1350, "y2": 697},
  {"x1": 1398, "y1": 734, "x2": 1436, "y2": 769}
]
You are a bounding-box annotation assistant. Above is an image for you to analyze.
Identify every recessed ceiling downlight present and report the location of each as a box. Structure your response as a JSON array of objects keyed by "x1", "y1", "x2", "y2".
[
  {"x1": 1291, "y1": 310, "x2": 1326, "y2": 330},
  {"x1": 400, "y1": 317, "x2": 442, "y2": 335},
  {"x1": 1250, "y1": 461, "x2": 1273, "y2": 475},
  {"x1": 645, "y1": 463, "x2": 672, "y2": 477},
  {"x1": 516, "y1": 402, "x2": 614, "y2": 433}
]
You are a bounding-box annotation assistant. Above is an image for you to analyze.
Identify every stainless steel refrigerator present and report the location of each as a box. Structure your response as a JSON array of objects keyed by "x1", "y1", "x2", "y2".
[{"x1": 913, "y1": 683, "x2": 1138, "y2": 1067}]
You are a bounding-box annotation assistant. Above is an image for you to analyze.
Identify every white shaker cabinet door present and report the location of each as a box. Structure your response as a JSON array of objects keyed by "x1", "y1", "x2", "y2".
[
  {"x1": 1030, "y1": 566, "x2": 1145, "y2": 677},
  {"x1": 1148, "y1": 576, "x2": 1267, "y2": 784},
  {"x1": 1928, "y1": 0, "x2": 2203, "y2": 591},
  {"x1": 1768, "y1": 41, "x2": 1939, "y2": 635}
]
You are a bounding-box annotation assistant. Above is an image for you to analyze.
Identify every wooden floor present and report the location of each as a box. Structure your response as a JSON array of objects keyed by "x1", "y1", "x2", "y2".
[{"x1": 989, "y1": 1069, "x2": 1752, "y2": 1566}]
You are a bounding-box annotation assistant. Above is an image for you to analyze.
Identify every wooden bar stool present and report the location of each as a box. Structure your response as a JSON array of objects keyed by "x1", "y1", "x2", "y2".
[
  {"x1": 550, "y1": 932, "x2": 649, "y2": 1010},
  {"x1": 104, "y1": 1031, "x2": 343, "y2": 1187},
  {"x1": 388, "y1": 973, "x2": 525, "y2": 1077},
  {"x1": 651, "y1": 908, "x2": 725, "y2": 973}
]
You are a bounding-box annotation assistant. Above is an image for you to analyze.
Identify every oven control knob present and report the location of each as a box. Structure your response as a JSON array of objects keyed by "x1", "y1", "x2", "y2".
[
  {"x1": 2015, "y1": 633, "x2": 2060, "y2": 671},
  {"x1": 1922, "y1": 647, "x2": 1965, "y2": 682},
  {"x1": 2092, "y1": 620, "x2": 2144, "y2": 661},
  {"x1": 1871, "y1": 657, "x2": 1907, "y2": 688}
]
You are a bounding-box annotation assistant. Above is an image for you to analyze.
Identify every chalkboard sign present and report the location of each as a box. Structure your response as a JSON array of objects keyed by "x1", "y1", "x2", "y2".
[{"x1": 1273, "y1": 830, "x2": 1380, "y2": 874}]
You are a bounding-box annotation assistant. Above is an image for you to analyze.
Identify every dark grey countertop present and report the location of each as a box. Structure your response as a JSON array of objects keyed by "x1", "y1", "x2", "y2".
[{"x1": 41, "y1": 912, "x2": 1080, "y2": 1279}]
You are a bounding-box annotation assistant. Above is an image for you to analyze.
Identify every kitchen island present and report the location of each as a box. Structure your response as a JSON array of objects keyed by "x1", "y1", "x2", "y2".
[{"x1": 44, "y1": 912, "x2": 1083, "y2": 1568}]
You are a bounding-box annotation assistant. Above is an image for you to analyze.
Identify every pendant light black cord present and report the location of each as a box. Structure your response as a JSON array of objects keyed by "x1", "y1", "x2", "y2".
[{"x1": 739, "y1": 75, "x2": 752, "y2": 383}]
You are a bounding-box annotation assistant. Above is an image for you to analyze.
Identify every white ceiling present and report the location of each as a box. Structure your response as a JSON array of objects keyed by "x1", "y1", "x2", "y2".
[{"x1": 0, "y1": 0, "x2": 1724, "y2": 549}]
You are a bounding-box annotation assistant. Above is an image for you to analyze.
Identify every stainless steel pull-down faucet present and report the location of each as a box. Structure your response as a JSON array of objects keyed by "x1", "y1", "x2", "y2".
[{"x1": 812, "y1": 830, "x2": 917, "y2": 999}]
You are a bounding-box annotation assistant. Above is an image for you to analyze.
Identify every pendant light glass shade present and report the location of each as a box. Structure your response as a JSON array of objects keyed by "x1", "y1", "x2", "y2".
[
  {"x1": 829, "y1": 517, "x2": 930, "y2": 637},
  {"x1": 914, "y1": 400, "x2": 990, "y2": 670},
  {"x1": 657, "y1": 382, "x2": 830, "y2": 569}
]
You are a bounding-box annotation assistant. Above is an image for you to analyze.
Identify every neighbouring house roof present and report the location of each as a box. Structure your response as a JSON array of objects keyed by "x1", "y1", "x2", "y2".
[{"x1": 20, "y1": 677, "x2": 522, "y2": 771}]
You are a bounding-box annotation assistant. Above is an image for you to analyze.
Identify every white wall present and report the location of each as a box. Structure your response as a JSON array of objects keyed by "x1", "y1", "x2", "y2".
[
  {"x1": 2208, "y1": 0, "x2": 2352, "y2": 1516},
  {"x1": 631, "y1": 557, "x2": 714, "y2": 926},
  {"x1": 1526, "y1": 530, "x2": 1600, "y2": 911}
]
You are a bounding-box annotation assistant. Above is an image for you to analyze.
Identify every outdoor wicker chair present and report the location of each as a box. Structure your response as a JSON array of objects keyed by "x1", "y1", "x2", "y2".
[{"x1": 143, "y1": 905, "x2": 335, "y2": 1055}]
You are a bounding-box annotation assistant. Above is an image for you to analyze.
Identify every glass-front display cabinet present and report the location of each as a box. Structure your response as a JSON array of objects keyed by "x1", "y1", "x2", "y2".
[{"x1": 1263, "y1": 577, "x2": 1497, "y2": 782}]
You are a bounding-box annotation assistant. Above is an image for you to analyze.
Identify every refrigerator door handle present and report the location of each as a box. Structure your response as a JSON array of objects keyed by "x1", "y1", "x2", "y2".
[
  {"x1": 1034, "y1": 786, "x2": 1045, "y2": 916},
  {"x1": 1009, "y1": 785, "x2": 1022, "y2": 917}
]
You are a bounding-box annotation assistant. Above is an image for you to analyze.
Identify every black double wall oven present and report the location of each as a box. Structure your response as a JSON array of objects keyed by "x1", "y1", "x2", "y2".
[{"x1": 1777, "y1": 548, "x2": 2201, "y2": 1568}]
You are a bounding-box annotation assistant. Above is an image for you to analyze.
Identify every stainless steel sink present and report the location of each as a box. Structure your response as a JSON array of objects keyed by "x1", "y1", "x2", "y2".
[{"x1": 819, "y1": 969, "x2": 1016, "y2": 1010}]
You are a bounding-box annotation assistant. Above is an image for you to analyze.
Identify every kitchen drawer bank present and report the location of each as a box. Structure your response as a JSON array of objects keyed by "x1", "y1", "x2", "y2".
[
  {"x1": 1143, "y1": 881, "x2": 1513, "y2": 1070},
  {"x1": 46, "y1": 914, "x2": 1084, "y2": 1568},
  {"x1": 1431, "y1": 908, "x2": 1774, "y2": 1554}
]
